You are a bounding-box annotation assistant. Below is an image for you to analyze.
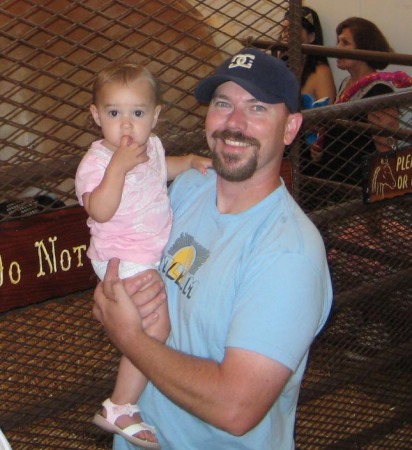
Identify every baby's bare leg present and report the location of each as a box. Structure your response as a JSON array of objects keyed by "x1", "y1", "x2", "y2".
[
  {"x1": 106, "y1": 299, "x2": 170, "y2": 442},
  {"x1": 111, "y1": 296, "x2": 170, "y2": 404},
  {"x1": 105, "y1": 357, "x2": 154, "y2": 442},
  {"x1": 112, "y1": 355, "x2": 147, "y2": 405}
]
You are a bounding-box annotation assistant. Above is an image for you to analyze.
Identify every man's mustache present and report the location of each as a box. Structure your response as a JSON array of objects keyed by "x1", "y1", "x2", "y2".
[{"x1": 212, "y1": 130, "x2": 260, "y2": 148}]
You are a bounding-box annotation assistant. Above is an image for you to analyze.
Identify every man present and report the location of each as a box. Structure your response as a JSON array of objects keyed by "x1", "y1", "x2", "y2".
[{"x1": 94, "y1": 47, "x2": 333, "y2": 449}]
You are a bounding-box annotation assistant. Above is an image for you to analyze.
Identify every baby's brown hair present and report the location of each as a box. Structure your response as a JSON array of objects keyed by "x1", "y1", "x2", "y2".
[{"x1": 92, "y1": 61, "x2": 161, "y2": 105}]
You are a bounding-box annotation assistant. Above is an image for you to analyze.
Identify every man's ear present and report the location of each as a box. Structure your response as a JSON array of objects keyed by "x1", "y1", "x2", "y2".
[
  {"x1": 89, "y1": 104, "x2": 101, "y2": 127},
  {"x1": 284, "y1": 113, "x2": 303, "y2": 145}
]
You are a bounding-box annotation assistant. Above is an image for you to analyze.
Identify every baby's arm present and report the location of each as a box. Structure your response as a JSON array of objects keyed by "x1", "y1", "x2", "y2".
[
  {"x1": 166, "y1": 154, "x2": 212, "y2": 181},
  {"x1": 83, "y1": 136, "x2": 149, "y2": 222}
]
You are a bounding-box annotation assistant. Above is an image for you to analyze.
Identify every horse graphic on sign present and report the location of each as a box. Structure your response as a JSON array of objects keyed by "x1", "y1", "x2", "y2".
[{"x1": 371, "y1": 159, "x2": 396, "y2": 198}]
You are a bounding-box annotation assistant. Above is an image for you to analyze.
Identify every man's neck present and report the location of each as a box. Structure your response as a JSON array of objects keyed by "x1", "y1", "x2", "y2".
[{"x1": 216, "y1": 173, "x2": 282, "y2": 214}]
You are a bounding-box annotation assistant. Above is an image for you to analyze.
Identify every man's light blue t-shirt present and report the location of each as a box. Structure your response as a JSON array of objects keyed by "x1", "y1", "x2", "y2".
[{"x1": 114, "y1": 169, "x2": 332, "y2": 450}]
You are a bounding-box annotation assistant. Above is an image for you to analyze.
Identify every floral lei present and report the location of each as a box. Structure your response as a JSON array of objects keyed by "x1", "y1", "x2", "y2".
[{"x1": 336, "y1": 71, "x2": 412, "y2": 104}]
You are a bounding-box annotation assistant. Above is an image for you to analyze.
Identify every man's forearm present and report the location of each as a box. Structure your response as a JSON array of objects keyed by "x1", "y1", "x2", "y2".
[
  {"x1": 118, "y1": 330, "x2": 231, "y2": 427},
  {"x1": 95, "y1": 265, "x2": 288, "y2": 435},
  {"x1": 115, "y1": 329, "x2": 288, "y2": 436}
]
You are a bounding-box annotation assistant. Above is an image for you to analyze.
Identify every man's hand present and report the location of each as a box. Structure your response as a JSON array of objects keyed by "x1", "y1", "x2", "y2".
[
  {"x1": 93, "y1": 259, "x2": 167, "y2": 334},
  {"x1": 93, "y1": 270, "x2": 143, "y2": 354}
]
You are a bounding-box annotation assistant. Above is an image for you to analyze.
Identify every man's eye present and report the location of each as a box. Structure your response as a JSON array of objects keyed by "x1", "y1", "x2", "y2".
[
  {"x1": 108, "y1": 111, "x2": 119, "y2": 117},
  {"x1": 215, "y1": 101, "x2": 230, "y2": 108},
  {"x1": 252, "y1": 105, "x2": 265, "y2": 112}
]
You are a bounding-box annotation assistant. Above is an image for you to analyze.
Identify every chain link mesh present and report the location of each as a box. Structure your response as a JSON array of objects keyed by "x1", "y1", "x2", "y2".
[{"x1": 1, "y1": 1, "x2": 411, "y2": 448}]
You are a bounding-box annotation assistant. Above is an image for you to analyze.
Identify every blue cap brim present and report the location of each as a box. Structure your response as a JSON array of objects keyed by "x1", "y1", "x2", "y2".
[{"x1": 195, "y1": 75, "x2": 278, "y2": 104}]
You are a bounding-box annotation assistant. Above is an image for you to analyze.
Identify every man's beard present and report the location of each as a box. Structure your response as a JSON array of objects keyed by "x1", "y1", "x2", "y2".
[{"x1": 211, "y1": 130, "x2": 260, "y2": 182}]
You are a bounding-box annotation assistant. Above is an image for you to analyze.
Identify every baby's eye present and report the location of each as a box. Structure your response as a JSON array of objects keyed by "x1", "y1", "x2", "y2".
[
  {"x1": 133, "y1": 110, "x2": 144, "y2": 118},
  {"x1": 108, "y1": 110, "x2": 119, "y2": 118}
]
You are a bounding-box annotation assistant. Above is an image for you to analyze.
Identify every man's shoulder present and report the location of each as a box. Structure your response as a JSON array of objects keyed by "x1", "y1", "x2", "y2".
[{"x1": 275, "y1": 188, "x2": 326, "y2": 254}]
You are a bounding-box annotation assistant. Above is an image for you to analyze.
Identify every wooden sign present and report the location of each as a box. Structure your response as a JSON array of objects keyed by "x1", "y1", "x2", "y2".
[
  {"x1": 0, "y1": 206, "x2": 97, "y2": 313},
  {"x1": 0, "y1": 158, "x2": 293, "y2": 314},
  {"x1": 363, "y1": 145, "x2": 412, "y2": 203}
]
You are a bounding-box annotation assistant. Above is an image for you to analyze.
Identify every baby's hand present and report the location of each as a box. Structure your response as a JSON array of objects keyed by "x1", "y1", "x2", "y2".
[
  {"x1": 191, "y1": 154, "x2": 213, "y2": 175},
  {"x1": 111, "y1": 135, "x2": 149, "y2": 174}
]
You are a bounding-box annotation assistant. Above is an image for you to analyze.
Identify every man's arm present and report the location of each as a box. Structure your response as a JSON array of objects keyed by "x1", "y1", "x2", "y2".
[{"x1": 94, "y1": 264, "x2": 291, "y2": 436}]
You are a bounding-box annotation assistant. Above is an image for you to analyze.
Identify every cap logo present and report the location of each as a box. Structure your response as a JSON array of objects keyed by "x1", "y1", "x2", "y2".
[{"x1": 228, "y1": 53, "x2": 255, "y2": 69}]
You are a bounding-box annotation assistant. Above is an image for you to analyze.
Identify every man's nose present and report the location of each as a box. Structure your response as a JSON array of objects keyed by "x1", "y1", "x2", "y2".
[{"x1": 226, "y1": 107, "x2": 247, "y2": 130}]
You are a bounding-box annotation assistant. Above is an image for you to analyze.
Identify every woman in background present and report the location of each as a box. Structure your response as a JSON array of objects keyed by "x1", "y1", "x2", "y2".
[
  {"x1": 279, "y1": 6, "x2": 336, "y2": 175},
  {"x1": 311, "y1": 17, "x2": 412, "y2": 185},
  {"x1": 279, "y1": 6, "x2": 336, "y2": 104}
]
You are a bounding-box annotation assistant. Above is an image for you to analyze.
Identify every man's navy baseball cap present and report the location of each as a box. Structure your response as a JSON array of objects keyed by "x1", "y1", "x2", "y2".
[{"x1": 195, "y1": 47, "x2": 300, "y2": 113}]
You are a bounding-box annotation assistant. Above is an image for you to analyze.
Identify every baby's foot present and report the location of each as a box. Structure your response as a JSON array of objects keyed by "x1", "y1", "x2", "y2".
[{"x1": 93, "y1": 398, "x2": 159, "y2": 447}]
